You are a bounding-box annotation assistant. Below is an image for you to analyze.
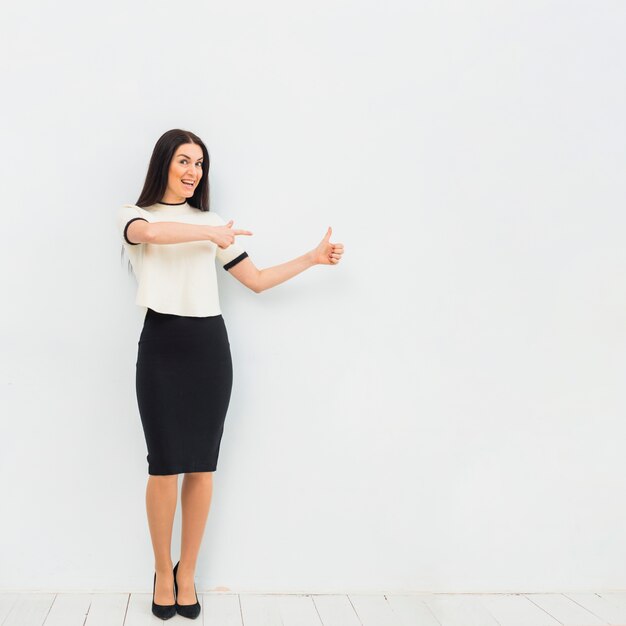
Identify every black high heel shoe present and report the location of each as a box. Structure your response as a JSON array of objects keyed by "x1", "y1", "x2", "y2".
[
  {"x1": 173, "y1": 560, "x2": 201, "y2": 619},
  {"x1": 151, "y1": 569, "x2": 176, "y2": 620}
]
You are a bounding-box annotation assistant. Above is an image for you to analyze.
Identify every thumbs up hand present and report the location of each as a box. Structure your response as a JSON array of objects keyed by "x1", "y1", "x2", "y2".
[{"x1": 310, "y1": 226, "x2": 344, "y2": 266}]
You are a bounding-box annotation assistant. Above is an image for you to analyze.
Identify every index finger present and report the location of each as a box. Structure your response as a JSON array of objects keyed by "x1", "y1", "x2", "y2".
[{"x1": 234, "y1": 229, "x2": 253, "y2": 236}]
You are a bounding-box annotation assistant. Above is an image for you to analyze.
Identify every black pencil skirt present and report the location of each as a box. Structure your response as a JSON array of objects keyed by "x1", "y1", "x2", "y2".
[{"x1": 135, "y1": 307, "x2": 234, "y2": 475}]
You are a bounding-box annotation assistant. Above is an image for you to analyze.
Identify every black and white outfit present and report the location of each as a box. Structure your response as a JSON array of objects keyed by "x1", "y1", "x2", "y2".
[{"x1": 117, "y1": 200, "x2": 249, "y2": 475}]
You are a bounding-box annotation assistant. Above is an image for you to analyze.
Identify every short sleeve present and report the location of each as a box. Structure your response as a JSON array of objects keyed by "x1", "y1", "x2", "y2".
[
  {"x1": 117, "y1": 204, "x2": 149, "y2": 245},
  {"x1": 211, "y1": 212, "x2": 250, "y2": 271}
]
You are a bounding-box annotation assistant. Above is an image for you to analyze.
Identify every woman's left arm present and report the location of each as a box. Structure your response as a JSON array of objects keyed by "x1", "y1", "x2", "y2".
[{"x1": 226, "y1": 227, "x2": 344, "y2": 293}]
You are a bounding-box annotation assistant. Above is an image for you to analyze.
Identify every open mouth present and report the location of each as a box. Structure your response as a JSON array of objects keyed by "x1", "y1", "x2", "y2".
[{"x1": 182, "y1": 180, "x2": 195, "y2": 188}]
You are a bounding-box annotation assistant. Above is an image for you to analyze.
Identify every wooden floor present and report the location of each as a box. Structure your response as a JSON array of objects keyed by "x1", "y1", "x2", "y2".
[{"x1": 2, "y1": 591, "x2": 626, "y2": 625}]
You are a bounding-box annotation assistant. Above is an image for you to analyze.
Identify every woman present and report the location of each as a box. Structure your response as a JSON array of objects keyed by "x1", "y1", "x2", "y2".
[{"x1": 117, "y1": 128, "x2": 344, "y2": 620}]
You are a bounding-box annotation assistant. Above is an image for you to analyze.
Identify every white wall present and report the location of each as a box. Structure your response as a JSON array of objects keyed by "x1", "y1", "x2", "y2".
[{"x1": 1, "y1": 0, "x2": 625, "y2": 593}]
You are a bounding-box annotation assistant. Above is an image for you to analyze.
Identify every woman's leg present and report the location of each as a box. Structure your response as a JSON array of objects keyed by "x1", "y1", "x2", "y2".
[
  {"x1": 177, "y1": 471, "x2": 214, "y2": 603},
  {"x1": 146, "y1": 474, "x2": 178, "y2": 604}
]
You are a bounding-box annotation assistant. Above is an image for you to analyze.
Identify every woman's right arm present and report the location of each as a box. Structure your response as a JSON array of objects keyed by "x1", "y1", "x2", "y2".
[{"x1": 126, "y1": 220, "x2": 252, "y2": 246}]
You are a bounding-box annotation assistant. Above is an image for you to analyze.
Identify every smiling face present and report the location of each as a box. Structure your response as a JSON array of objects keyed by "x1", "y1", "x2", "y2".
[{"x1": 161, "y1": 142, "x2": 204, "y2": 203}]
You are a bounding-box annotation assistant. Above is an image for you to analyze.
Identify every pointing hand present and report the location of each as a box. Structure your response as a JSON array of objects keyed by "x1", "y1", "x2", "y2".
[{"x1": 212, "y1": 219, "x2": 253, "y2": 249}]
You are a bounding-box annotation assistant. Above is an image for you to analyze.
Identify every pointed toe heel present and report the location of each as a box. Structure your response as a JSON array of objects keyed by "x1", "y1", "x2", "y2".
[
  {"x1": 151, "y1": 570, "x2": 176, "y2": 620},
  {"x1": 173, "y1": 560, "x2": 201, "y2": 620}
]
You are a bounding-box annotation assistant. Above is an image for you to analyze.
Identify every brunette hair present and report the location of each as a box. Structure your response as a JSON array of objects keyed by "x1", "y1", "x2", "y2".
[
  {"x1": 135, "y1": 128, "x2": 211, "y2": 210},
  {"x1": 121, "y1": 129, "x2": 211, "y2": 273}
]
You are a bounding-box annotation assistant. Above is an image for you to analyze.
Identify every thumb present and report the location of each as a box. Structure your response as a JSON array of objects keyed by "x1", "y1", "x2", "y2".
[
  {"x1": 323, "y1": 226, "x2": 332, "y2": 241},
  {"x1": 226, "y1": 220, "x2": 234, "y2": 227}
]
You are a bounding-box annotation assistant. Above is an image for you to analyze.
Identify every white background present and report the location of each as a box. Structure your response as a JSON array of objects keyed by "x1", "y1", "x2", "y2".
[{"x1": 1, "y1": 0, "x2": 625, "y2": 593}]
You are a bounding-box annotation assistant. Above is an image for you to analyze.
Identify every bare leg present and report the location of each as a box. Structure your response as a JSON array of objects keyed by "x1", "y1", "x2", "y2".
[
  {"x1": 146, "y1": 474, "x2": 178, "y2": 604},
  {"x1": 177, "y1": 471, "x2": 214, "y2": 604}
]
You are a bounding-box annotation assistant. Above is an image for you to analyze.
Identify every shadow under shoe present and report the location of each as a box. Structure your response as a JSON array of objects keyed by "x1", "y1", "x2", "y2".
[
  {"x1": 173, "y1": 560, "x2": 201, "y2": 620},
  {"x1": 152, "y1": 570, "x2": 176, "y2": 620}
]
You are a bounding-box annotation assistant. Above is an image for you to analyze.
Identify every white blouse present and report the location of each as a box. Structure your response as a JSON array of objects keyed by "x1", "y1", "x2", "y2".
[{"x1": 117, "y1": 201, "x2": 249, "y2": 317}]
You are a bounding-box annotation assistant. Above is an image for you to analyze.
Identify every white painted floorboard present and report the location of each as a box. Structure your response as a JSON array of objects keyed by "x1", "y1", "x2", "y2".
[
  {"x1": 474, "y1": 593, "x2": 561, "y2": 626},
  {"x1": 2, "y1": 591, "x2": 626, "y2": 625},
  {"x1": 420, "y1": 594, "x2": 500, "y2": 626},
  {"x1": 203, "y1": 594, "x2": 242, "y2": 626},
  {"x1": 526, "y1": 593, "x2": 608, "y2": 625},
  {"x1": 565, "y1": 593, "x2": 626, "y2": 624},
  {"x1": 312, "y1": 595, "x2": 363, "y2": 626},
  {"x1": 384, "y1": 595, "x2": 440, "y2": 626}
]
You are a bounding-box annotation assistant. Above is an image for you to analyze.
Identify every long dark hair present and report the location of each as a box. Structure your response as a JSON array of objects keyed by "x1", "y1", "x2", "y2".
[
  {"x1": 121, "y1": 129, "x2": 211, "y2": 273},
  {"x1": 136, "y1": 128, "x2": 211, "y2": 210}
]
